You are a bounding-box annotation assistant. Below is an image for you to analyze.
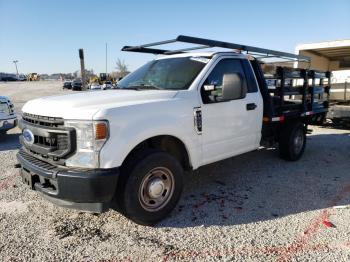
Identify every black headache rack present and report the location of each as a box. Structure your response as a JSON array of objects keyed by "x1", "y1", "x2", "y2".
[{"x1": 122, "y1": 35, "x2": 330, "y2": 124}]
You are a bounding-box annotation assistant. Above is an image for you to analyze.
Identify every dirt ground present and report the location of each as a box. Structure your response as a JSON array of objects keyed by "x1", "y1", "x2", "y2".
[{"x1": 0, "y1": 81, "x2": 350, "y2": 261}]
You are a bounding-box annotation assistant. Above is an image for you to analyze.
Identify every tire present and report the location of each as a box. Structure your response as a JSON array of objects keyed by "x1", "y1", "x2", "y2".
[
  {"x1": 279, "y1": 121, "x2": 306, "y2": 161},
  {"x1": 116, "y1": 149, "x2": 183, "y2": 225}
]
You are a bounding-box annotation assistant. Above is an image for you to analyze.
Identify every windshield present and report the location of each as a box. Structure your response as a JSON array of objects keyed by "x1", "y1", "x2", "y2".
[
  {"x1": 0, "y1": 102, "x2": 9, "y2": 114},
  {"x1": 117, "y1": 57, "x2": 208, "y2": 90}
]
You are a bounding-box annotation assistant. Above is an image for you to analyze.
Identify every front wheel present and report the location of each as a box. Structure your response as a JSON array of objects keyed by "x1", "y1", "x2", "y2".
[
  {"x1": 116, "y1": 149, "x2": 183, "y2": 225},
  {"x1": 279, "y1": 121, "x2": 306, "y2": 161}
]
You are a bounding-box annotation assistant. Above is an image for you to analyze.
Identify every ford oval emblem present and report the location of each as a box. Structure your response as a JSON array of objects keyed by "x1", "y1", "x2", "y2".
[{"x1": 23, "y1": 129, "x2": 34, "y2": 145}]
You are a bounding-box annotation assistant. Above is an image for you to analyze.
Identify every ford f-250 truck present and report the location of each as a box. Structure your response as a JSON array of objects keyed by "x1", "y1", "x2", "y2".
[{"x1": 17, "y1": 36, "x2": 330, "y2": 225}]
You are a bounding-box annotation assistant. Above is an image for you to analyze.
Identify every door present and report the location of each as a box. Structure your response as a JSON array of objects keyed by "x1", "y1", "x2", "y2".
[{"x1": 200, "y1": 58, "x2": 262, "y2": 165}]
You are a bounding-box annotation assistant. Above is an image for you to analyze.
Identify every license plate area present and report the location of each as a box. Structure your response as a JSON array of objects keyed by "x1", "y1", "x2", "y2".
[{"x1": 21, "y1": 168, "x2": 34, "y2": 189}]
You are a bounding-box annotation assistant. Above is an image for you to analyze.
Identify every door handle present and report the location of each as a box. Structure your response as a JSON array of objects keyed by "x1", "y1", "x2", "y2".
[{"x1": 246, "y1": 103, "x2": 257, "y2": 111}]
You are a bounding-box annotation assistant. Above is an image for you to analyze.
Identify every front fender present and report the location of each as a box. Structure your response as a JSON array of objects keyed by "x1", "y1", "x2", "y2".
[{"x1": 98, "y1": 102, "x2": 201, "y2": 170}]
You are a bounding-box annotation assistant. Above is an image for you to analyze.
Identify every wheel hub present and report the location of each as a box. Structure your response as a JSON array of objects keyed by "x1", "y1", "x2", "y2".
[
  {"x1": 138, "y1": 167, "x2": 175, "y2": 212},
  {"x1": 294, "y1": 129, "x2": 304, "y2": 154},
  {"x1": 148, "y1": 178, "x2": 165, "y2": 198}
]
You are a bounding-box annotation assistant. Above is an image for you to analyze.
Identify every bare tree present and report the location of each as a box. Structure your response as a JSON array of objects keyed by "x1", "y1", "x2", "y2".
[{"x1": 115, "y1": 59, "x2": 129, "y2": 77}]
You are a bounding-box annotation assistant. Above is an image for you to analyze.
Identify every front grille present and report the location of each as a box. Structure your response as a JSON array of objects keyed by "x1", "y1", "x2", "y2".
[
  {"x1": 22, "y1": 113, "x2": 64, "y2": 127},
  {"x1": 20, "y1": 113, "x2": 76, "y2": 161},
  {"x1": 34, "y1": 134, "x2": 68, "y2": 150}
]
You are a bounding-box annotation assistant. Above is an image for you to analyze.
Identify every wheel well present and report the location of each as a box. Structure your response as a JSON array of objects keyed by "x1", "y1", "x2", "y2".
[{"x1": 122, "y1": 135, "x2": 192, "y2": 171}]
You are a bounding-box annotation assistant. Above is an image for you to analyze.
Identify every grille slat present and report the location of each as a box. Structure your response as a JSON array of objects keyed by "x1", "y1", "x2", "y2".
[
  {"x1": 19, "y1": 149, "x2": 58, "y2": 173},
  {"x1": 22, "y1": 113, "x2": 64, "y2": 128}
]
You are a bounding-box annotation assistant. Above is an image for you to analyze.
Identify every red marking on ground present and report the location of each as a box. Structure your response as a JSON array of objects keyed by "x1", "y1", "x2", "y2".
[
  {"x1": 0, "y1": 173, "x2": 18, "y2": 191},
  {"x1": 322, "y1": 219, "x2": 335, "y2": 228},
  {"x1": 162, "y1": 241, "x2": 350, "y2": 261},
  {"x1": 162, "y1": 184, "x2": 350, "y2": 261},
  {"x1": 193, "y1": 194, "x2": 211, "y2": 209},
  {"x1": 162, "y1": 243, "x2": 331, "y2": 261},
  {"x1": 276, "y1": 184, "x2": 350, "y2": 262},
  {"x1": 339, "y1": 242, "x2": 350, "y2": 249}
]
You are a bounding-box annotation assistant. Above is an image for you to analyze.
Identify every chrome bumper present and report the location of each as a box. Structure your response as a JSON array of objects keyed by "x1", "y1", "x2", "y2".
[{"x1": 0, "y1": 116, "x2": 17, "y2": 131}]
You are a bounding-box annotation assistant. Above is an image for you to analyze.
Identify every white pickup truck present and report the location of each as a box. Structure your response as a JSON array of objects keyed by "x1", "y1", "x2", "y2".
[
  {"x1": 17, "y1": 36, "x2": 330, "y2": 225},
  {"x1": 0, "y1": 96, "x2": 17, "y2": 135}
]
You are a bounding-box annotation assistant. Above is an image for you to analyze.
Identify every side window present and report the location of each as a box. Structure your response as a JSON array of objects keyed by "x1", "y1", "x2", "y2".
[
  {"x1": 242, "y1": 60, "x2": 258, "y2": 93},
  {"x1": 201, "y1": 59, "x2": 248, "y2": 104}
]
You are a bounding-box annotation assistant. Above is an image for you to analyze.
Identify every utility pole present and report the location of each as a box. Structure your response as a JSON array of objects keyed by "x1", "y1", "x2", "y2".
[
  {"x1": 79, "y1": 49, "x2": 87, "y2": 91},
  {"x1": 105, "y1": 43, "x2": 108, "y2": 75},
  {"x1": 13, "y1": 60, "x2": 19, "y2": 77}
]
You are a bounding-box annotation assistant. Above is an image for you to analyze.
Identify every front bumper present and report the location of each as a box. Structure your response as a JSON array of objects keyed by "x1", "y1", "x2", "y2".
[
  {"x1": 0, "y1": 116, "x2": 17, "y2": 131},
  {"x1": 16, "y1": 149, "x2": 119, "y2": 213}
]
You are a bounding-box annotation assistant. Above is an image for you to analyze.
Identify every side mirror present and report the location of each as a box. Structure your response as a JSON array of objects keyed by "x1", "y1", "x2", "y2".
[{"x1": 222, "y1": 73, "x2": 247, "y2": 100}]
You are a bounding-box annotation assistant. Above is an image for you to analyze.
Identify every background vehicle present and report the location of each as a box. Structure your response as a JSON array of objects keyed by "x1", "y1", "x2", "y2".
[
  {"x1": 102, "y1": 81, "x2": 113, "y2": 90},
  {"x1": 27, "y1": 73, "x2": 40, "y2": 81},
  {"x1": 0, "y1": 96, "x2": 17, "y2": 135},
  {"x1": 17, "y1": 36, "x2": 330, "y2": 225},
  {"x1": 63, "y1": 80, "x2": 72, "y2": 89},
  {"x1": 90, "y1": 82, "x2": 101, "y2": 90},
  {"x1": 71, "y1": 79, "x2": 83, "y2": 91},
  {"x1": 17, "y1": 74, "x2": 27, "y2": 81},
  {"x1": 89, "y1": 75, "x2": 100, "y2": 85},
  {"x1": 0, "y1": 73, "x2": 17, "y2": 81}
]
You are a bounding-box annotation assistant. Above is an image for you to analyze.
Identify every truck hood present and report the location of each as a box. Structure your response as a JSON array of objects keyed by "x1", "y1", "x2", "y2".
[{"x1": 22, "y1": 90, "x2": 178, "y2": 119}]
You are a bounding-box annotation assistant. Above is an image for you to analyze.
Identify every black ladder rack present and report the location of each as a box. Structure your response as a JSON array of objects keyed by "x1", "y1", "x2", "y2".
[{"x1": 122, "y1": 35, "x2": 311, "y2": 62}]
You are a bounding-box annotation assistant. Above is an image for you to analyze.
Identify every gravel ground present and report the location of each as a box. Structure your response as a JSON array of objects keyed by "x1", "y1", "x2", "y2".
[{"x1": 0, "y1": 81, "x2": 350, "y2": 261}]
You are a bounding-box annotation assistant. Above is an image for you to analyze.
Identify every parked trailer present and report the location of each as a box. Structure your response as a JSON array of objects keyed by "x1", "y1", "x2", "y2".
[{"x1": 296, "y1": 39, "x2": 350, "y2": 126}]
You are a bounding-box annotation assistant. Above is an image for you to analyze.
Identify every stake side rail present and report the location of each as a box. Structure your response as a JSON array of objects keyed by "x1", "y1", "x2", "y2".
[{"x1": 263, "y1": 67, "x2": 331, "y2": 125}]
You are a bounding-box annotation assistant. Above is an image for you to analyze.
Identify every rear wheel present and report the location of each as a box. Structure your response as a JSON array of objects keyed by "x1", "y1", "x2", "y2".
[
  {"x1": 116, "y1": 149, "x2": 183, "y2": 225},
  {"x1": 279, "y1": 121, "x2": 306, "y2": 161}
]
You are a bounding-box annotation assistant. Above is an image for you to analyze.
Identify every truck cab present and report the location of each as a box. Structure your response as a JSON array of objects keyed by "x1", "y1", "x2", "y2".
[{"x1": 17, "y1": 36, "x2": 330, "y2": 225}]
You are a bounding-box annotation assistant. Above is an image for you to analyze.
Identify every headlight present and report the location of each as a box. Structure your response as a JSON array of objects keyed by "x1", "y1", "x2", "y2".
[{"x1": 64, "y1": 120, "x2": 109, "y2": 168}]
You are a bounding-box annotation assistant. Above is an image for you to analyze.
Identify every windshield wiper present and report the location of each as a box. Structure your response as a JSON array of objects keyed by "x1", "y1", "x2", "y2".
[
  {"x1": 114, "y1": 85, "x2": 161, "y2": 90},
  {"x1": 128, "y1": 85, "x2": 162, "y2": 90}
]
